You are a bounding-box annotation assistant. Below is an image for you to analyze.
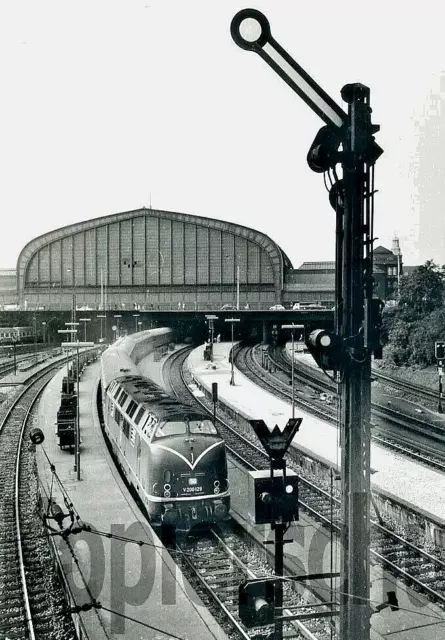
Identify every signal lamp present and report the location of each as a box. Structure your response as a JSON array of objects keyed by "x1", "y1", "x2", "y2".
[
  {"x1": 50, "y1": 502, "x2": 65, "y2": 528},
  {"x1": 329, "y1": 178, "x2": 345, "y2": 214},
  {"x1": 435, "y1": 341, "x2": 445, "y2": 361},
  {"x1": 30, "y1": 427, "x2": 45, "y2": 445},
  {"x1": 307, "y1": 125, "x2": 343, "y2": 173},
  {"x1": 253, "y1": 474, "x2": 299, "y2": 524},
  {"x1": 239, "y1": 578, "x2": 275, "y2": 628},
  {"x1": 306, "y1": 329, "x2": 341, "y2": 372}
]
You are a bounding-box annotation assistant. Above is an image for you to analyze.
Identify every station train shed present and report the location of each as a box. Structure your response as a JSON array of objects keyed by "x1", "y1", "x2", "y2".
[{"x1": 0, "y1": 207, "x2": 402, "y2": 312}]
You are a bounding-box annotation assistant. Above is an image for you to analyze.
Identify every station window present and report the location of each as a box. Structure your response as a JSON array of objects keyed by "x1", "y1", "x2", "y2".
[
  {"x1": 114, "y1": 407, "x2": 122, "y2": 425},
  {"x1": 113, "y1": 386, "x2": 122, "y2": 399},
  {"x1": 122, "y1": 419, "x2": 130, "y2": 438}
]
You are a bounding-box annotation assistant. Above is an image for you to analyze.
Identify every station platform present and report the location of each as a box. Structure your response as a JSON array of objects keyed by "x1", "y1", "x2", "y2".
[
  {"x1": 35, "y1": 361, "x2": 228, "y2": 640},
  {"x1": 188, "y1": 343, "x2": 445, "y2": 524},
  {"x1": 186, "y1": 342, "x2": 445, "y2": 640}
]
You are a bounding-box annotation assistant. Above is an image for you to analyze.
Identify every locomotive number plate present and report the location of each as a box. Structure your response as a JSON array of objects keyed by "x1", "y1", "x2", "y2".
[{"x1": 182, "y1": 486, "x2": 203, "y2": 494}]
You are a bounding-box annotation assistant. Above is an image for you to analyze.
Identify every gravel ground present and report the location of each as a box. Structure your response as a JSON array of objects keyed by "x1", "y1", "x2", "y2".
[{"x1": 373, "y1": 357, "x2": 438, "y2": 390}]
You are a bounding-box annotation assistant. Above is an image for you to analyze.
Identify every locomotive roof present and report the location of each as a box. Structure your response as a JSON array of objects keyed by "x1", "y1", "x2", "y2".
[{"x1": 113, "y1": 374, "x2": 204, "y2": 420}]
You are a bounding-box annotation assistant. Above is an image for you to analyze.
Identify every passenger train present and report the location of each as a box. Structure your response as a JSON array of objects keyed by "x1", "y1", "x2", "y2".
[{"x1": 100, "y1": 328, "x2": 230, "y2": 530}]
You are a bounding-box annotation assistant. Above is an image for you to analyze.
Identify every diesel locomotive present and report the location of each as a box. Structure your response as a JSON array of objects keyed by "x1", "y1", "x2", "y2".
[{"x1": 100, "y1": 329, "x2": 230, "y2": 530}]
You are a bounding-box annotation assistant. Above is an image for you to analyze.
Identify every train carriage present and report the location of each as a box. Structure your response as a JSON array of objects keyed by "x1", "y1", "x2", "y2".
[{"x1": 101, "y1": 329, "x2": 230, "y2": 530}]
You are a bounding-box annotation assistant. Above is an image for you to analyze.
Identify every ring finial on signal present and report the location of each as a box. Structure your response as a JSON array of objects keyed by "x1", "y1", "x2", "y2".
[{"x1": 230, "y1": 9, "x2": 271, "y2": 51}]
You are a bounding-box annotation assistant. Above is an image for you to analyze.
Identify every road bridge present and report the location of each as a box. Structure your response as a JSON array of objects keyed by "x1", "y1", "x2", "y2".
[{"x1": 0, "y1": 309, "x2": 333, "y2": 346}]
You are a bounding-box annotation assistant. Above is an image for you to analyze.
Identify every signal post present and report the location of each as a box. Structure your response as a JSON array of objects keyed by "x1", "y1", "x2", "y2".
[
  {"x1": 231, "y1": 11, "x2": 383, "y2": 639},
  {"x1": 436, "y1": 341, "x2": 445, "y2": 413}
]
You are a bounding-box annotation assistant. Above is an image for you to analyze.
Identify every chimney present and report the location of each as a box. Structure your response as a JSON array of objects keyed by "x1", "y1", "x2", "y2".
[{"x1": 391, "y1": 236, "x2": 401, "y2": 256}]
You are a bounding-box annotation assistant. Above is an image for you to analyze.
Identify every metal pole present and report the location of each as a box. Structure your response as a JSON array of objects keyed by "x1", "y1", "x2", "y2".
[
  {"x1": 274, "y1": 521, "x2": 285, "y2": 640},
  {"x1": 76, "y1": 343, "x2": 80, "y2": 481},
  {"x1": 291, "y1": 330, "x2": 295, "y2": 419},
  {"x1": 13, "y1": 342, "x2": 16, "y2": 376},
  {"x1": 339, "y1": 83, "x2": 372, "y2": 640},
  {"x1": 236, "y1": 265, "x2": 240, "y2": 310},
  {"x1": 230, "y1": 323, "x2": 234, "y2": 385},
  {"x1": 100, "y1": 267, "x2": 104, "y2": 310},
  {"x1": 439, "y1": 362, "x2": 443, "y2": 413}
]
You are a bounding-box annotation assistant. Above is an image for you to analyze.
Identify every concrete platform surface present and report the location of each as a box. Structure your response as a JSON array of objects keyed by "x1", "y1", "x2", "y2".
[{"x1": 36, "y1": 360, "x2": 228, "y2": 640}]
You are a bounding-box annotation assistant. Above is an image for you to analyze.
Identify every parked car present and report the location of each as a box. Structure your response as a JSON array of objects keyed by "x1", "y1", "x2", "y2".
[
  {"x1": 269, "y1": 304, "x2": 286, "y2": 311},
  {"x1": 220, "y1": 304, "x2": 237, "y2": 311}
]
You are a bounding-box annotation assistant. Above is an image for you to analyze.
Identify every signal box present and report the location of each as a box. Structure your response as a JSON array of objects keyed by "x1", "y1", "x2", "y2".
[{"x1": 247, "y1": 469, "x2": 299, "y2": 525}]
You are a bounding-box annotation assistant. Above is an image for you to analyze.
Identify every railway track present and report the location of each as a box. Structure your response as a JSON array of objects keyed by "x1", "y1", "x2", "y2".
[
  {"x1": 163, "y1": 350, "x2": 331, "y2": 639},
  {"x1": 0, "y1": 366, "x2": 77, "y2": 640},
  {"x1": 262, "y1": 346, "x2": 445, "y2": 472},
  {"x1": 177, "y1": 525, "x2": 331, "y2": 640},
  {"x1": 163, "y1": 346, "x2": 445, "y2": 626}
]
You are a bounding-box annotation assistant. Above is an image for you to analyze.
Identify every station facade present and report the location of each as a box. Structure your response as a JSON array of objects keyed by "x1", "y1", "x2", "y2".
[{"x1": 16, "y1": 208, "x2": 291, "y2": 311}]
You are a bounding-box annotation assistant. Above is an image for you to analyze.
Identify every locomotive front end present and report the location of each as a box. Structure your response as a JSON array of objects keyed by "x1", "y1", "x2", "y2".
[{"x1": 148, "y1": 415, "x2": 230, "y2": 530}]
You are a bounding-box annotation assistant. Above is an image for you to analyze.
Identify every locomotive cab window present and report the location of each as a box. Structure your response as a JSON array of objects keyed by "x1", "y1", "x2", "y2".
[
  {"x1": 189, "y1": 419, "x2": 218, "y2": 435},
  {"x1": 153, "y1": 421, "x2": 187, "y2": 439}
]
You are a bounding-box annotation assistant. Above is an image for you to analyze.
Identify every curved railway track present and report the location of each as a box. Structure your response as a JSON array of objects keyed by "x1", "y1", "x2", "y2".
[
  {"x1": 0, "y1": 366, "x2": 77, "y2": 640},
  {"x1": 163, "y1": 350, "x2": 330, "y2": 639},
  {"x1": 163, "y1": 346, "x2": 445, "y2": 625},
  {"x1": 263, "y1": 346, "x2": 445, "y2": 472}
]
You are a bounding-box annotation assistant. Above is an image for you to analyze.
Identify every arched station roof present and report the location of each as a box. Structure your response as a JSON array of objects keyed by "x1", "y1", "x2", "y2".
[{"x1": 17, "y1": 208, "x2": 292, "y2": 301}]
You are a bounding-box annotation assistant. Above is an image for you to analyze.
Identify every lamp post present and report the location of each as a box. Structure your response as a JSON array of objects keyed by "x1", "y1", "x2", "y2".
[
  {"x1": 78, "y1": 318, "x2": 91, "y2": 343},
  {"x1": 41, "y1": 322, "x2": 47, "y2": 347},
  {"x1": 97, "y1": 314, "x2": 106, "y2": 343},
  {"x1": 12, "y1": 334, "x2": 17, "y2": 375},
  {"x1": 282, "y1": 324, "x2": 304, "y2": 420},
  {"x1": 133, "y1": 313, "x2": 140, "y2": 333},
  {"x1": 66, "y1": 267, "x2": 76, "y2": 328},
  {"x1": 114, "y1": 314, "x2": 122, "y2": 340},
  {"x1": 65, "y1": 322, "x2": 80, "y2": 345},
  {"x1": 225, "y1": 318, "x2": 240, "y2": 385},
  {"x1": 138, "y1": 321, "x2": 143, "y2": 332}
]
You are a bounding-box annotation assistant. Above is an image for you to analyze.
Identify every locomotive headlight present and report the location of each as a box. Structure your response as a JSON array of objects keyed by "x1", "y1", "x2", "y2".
[
  {"x1": 164, "y1": 483, "x2": 171, "y2": 491},
  {"x1": 214, "y1": 480, "x2": 220, "y2": 494},
  {"x1": 164, "y1": 489, "x2": 171, "y2": 498}
]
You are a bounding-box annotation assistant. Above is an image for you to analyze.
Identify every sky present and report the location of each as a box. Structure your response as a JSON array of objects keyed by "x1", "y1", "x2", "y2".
[{"x1": 1, "y1": 0, "x2": 445, "y2": 269}]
